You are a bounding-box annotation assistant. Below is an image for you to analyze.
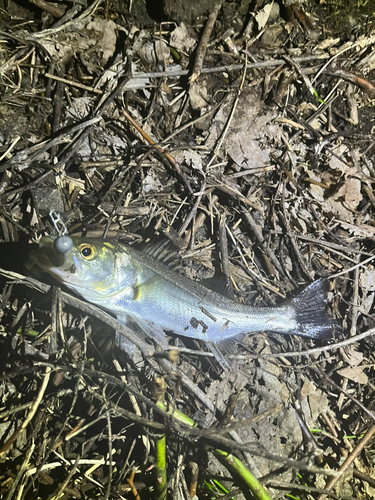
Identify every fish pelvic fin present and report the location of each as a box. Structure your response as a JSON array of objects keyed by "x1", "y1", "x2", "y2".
[
  {"x1": 115, "y1": 313, "x2": 169, "y2": 356},
  {"x1": 122, "y1": 313, "x2": 169, "y2": 349},
  {"x1": 291, "y1": 279, "x2": 334, "y2": 339}
]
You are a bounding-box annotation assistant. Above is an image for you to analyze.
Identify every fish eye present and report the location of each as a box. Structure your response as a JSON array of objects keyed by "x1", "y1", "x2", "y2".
[{"x1": 78, "y1": 243, "x2": 97, "y2": 260}]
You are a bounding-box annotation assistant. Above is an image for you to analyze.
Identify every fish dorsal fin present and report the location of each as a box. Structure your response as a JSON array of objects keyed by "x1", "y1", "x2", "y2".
[
  {"x1": 199, "y1": 272, "x2": 235, "y2": 300},
  {"x1": 140, "y1": 239, "x2": 182, "y2": 271}
]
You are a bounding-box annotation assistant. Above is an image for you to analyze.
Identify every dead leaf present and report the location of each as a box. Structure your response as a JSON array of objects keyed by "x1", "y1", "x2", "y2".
[
  {"x1": 170, "y1": 23, "x2": 196, "y2": 53},
  {"x1": 360, "y1": 267, "x2": 375, "y2": 292},
  {"x1": 300, "y1": 379, "x2": 315, "y2": 400},
  {"x1": 66, "y1": 97, "x2": 93, "y2": 121},
  {"x1": 337, "y1": 366, "x2": 368, "y2": 384},
  {"x1": 255, "y1": 2, "x2": 274, "y2": 30},
  {"x1": 308, "y1": 390, "x2": 330, "y2": 422},
  {"x1": 331, "y1": 178, "x2": 362, "y2": 211},
  {"x1": 336, "y1": 220, "x2": 375, "y2": 240},
  {"x1": 340, "y1": 347, "x2": 364, "y2": 367},
  {"x1": 189, "y1": 82, "x2": 210, "y2": 110},
  {"x1": 206, "y1": 89, "x2": 278, "y2": 170},
  {"x1": 155, "y1": 40, "x2": 170, "y2": 65},
  {"x1": 183, "y1": 150, "x2": 203, "y2": 173},
  {"x1": 85, "y1": 20, "x2": 117, "y2": 64},
  {"x1": 328, "y1": 145, "x2": 359, "y2": 177},
  {"x1": 142, "y1": 171, "x2": 162, "y2": 194}
]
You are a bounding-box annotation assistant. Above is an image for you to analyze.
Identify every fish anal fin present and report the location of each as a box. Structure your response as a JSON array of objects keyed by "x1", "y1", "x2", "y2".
[{"x1": 208, "y1": 333, "x2": 247, "y2": 368}]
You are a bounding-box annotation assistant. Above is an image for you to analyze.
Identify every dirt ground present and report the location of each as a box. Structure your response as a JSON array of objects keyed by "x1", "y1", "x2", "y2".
[{"x1": 0, "y1": 0, "x2": 375, "y2": 499}]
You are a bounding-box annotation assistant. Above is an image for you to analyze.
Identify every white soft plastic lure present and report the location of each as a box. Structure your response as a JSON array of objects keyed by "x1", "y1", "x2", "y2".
[{"x1": 30, "y1": 235, "x2": 334, "y2": 366}]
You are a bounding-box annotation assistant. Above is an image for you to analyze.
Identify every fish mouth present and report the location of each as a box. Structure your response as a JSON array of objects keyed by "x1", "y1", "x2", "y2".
[
  {"x1": 29, "y1": 236, "x2": 85, "y2": 289},
  {"x1": 30, "y1": 236, "x2": 74, "y2": 271},
  {"x1": 30, "y1": 236, "x2": 118, "y2": 299}
]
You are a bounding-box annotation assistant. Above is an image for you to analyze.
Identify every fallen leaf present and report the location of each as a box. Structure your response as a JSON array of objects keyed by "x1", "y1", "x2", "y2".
[
  {"x1": 336, "y1": 220, "x2": 375, "y2": 240},
  {"x1": 183, "y1": 150, "x2": 203, "y2": 173},
  {"x1": 340, "y1": 347, "x2": 364, "y2": 367},
  {"x1": 337, "y1": 366, "x2": 368, "y2": 384},
  {"x1": 189, "y1": 81, "x2": 209, "y2": 110},
  {"x1": 331, "y1": 178, "x2": 362, "y2": 211},
  {"x1": 255, "y1": 2, "x2": 274, "y2": 30},
  {"x1": 170, "y1": 23, "x2": 196, "y2": 53},
  {"x1": 86, "y1": 20, "x2": 117, "y2": 64},
  {"x1": 360, "y1": 267, "x2": 375, "y2": 292}
]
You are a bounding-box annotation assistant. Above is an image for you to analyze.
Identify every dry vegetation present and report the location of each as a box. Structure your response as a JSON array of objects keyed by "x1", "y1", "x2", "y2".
[{"x1": 0, "y1": 0, "x2": 375, "y2": 499}]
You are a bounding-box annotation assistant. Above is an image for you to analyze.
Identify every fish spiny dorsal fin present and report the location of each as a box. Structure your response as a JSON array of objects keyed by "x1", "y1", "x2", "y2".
[
  {"x1": 141, "y1": 236, "x2": 235, "y2": 295},
  {"x1": 140, "y1": 239, "x2": 182, "y2": 270}
]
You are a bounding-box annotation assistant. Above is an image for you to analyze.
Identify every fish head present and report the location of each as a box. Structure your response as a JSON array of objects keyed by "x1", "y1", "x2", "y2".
[{"x1": 30, "y1": 236, "x2": 140, "y2": 302}]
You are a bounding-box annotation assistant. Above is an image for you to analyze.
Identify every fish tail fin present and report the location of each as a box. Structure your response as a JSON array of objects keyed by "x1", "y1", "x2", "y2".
[
  {"x1": 292, "y1": 279, "x2": 334, "y2": 339},
  {"x1": 210, "y1": 279, "x2": 335, "y2": 368}
]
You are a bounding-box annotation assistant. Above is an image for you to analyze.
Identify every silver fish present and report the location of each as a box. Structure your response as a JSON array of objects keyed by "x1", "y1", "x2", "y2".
[{"x1": 30, "y1": 235, "x2": 333, "y2": 366}]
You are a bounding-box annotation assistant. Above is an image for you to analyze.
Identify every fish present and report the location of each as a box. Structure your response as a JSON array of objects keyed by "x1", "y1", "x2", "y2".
[{"x1": 29, "y1": 235, "x2": 334, "y2": 366}]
